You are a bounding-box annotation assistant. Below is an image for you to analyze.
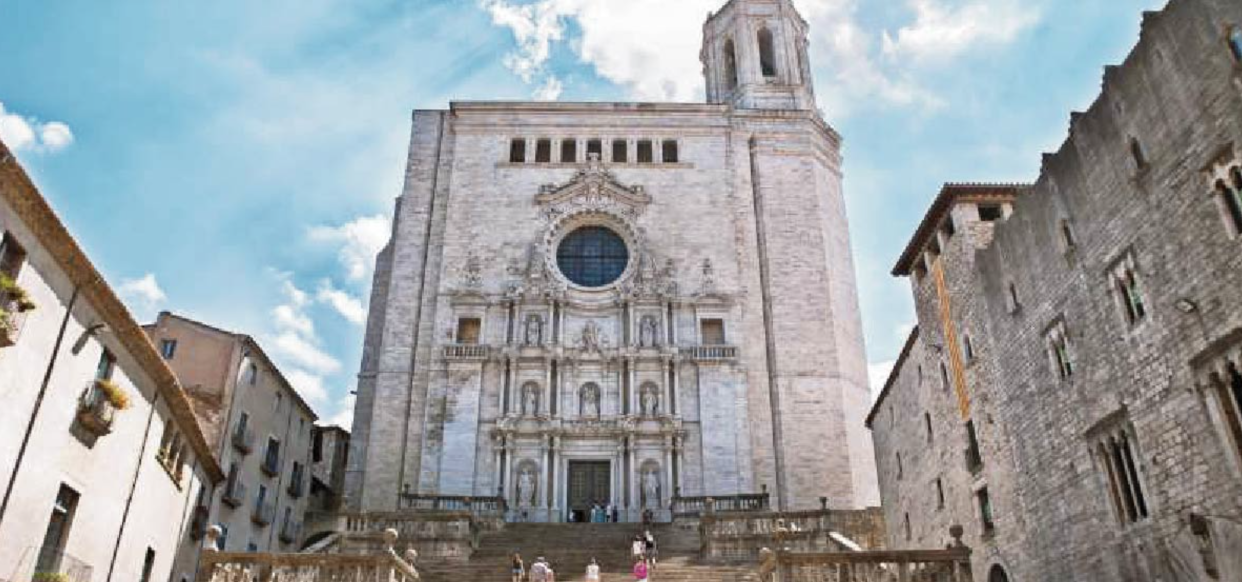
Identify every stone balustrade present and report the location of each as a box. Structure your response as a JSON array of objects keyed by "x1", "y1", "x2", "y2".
[
  {"x1": 700, "y1": 508, "x2": 886, "y2": 562},
  {"x1": 329, "y1": 511, "x2": 485, "y2": 562},
  {"x1": 672, "y1": 492, "x2": 770, "y2": 517},
  {"x1": 199, "y1": 527, "x2": 420, "y2": 582},
  {"x1": 685, "y1": 345, "x2": 739, "y2": 361},
  {"x1": 442, "y1": 344, "x2": 488, "y2": 360},
  {"x1": 754, "y1": 527, "x2": 972, "y2": 582},
  {"x1": 397, "y1": 493, "x2": 507, "y2": 516}
]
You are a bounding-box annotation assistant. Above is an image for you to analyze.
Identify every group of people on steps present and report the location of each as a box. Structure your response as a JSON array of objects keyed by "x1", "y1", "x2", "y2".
[{"x1": 508, "y1": 530, "x2": 658, "y2": 582}]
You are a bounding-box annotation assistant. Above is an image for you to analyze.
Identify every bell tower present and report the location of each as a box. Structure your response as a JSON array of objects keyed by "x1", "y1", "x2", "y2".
[{"x1": 701, "y1": 0, "x2": 817, "y2": 110}]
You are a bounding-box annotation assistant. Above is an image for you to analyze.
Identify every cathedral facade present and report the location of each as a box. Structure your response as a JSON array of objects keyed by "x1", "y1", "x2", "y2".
[{"x1": 347, "y1": 0, "x2": 878, "y2": 521}]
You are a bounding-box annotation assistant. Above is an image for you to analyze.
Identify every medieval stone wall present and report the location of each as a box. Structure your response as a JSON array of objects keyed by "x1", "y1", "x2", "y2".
[{"x1": 871, "y1": 0, "x2": 1242, "y2": 579}]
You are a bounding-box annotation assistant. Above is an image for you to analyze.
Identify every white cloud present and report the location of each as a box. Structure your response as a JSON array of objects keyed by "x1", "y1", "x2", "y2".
[
  {"x1": 316, "y1": 280, "x2": 367, "y2": 325},
  {"x1": 0, "y1": 102, "x2": 75, "y2": 154},
  {"x1": 116, "y1": 273, "x2": 167, "y2": 321},
  {"x1": 308, "y1": 215, "x2": 391, "y2": 282},
  {"x1": 267, "y1": 276, "x2": 341, "y2": 376},
  {"x1": 881, "y1": 0, "x2": 1040, "y2": 64},
  {"x1": 478, "y1": 0, "x2": 1034, "y2": 116},
  {"x1": 323, "y1": 393, "x2": 356, "y2": 431},
  {"x1": 868, "y1": 360, "x2": 896, "y2": 396},
  {"x1": 533, "y1": 76, "x2": 564, "y2": 101},
  {"x1": 284, "y1": 368, "x2": 329, "y2": 404}
]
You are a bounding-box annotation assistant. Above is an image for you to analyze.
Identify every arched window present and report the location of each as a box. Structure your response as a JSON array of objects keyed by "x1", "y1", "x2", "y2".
[
  {"x1": 987, "y1": 565, "x2": 1010, "y2": 582},
  {"x1": 1229, "y1": 26, "x2": 1242, "y2": 63},
  {"x1": 758, "y1": 28, "x2": 777, "y2": 77},
  {"x1": 723, "y1": 39, "x2": 739, "y2": 90}
]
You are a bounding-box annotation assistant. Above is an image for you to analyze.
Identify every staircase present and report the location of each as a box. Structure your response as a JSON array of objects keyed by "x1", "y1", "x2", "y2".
[{"x1": 416, "y1": 523, "x2": 760, "y2": 582}]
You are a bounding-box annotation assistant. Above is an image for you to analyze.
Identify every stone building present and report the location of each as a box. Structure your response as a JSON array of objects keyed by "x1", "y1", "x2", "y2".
[
  {"x1": 868, "y1": 0, "x2": 1242, "y2": 579},
  {"x1": 0, "y1": 140, "x2": 224, "y2": 582},
  {"x1": 145, "y1": 313, "x2": 318, "y2": 553},
  {"x1": 347, "y1": 0, "x2": 878, "y2": 521},
  {"x1": 308, "y1": 426, "x2": 349, "y2": 515}
]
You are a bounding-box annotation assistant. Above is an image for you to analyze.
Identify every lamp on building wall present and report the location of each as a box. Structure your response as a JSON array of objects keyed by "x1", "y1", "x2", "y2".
[
  {"x1": 1174, "y1": 298, "x2": 1199, "y2": 314},
  {"x1": 71, "y1": 322, "x2": 110, "y2": 355}
]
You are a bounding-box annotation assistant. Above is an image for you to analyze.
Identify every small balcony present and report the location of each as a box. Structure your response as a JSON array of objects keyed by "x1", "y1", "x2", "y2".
[
  {"x1": 76, "y1": 380, "x2": 121, "y2": 436},
  {"x1": 443, "y1": 343, "x2": 489, "y2": 360},
  {"x1": 278, "y1": 518, "x2": 302, "y2": 544},
  {"x1": 0, "y1": 281, "x2": 35, "y2": 348},
  {"x1": 30, "y1": 546, "x2": 94, "y2": 582},
  {"x1": 261, "y1": 451, "x2": 281, "y2": 477},
  {"x1": 686, "y1": 345, "x2": 738, "y2": 362},
  {"x1": 965, "y1": 446, "x2": 984, "y2": 475},
  {"x1": 287, "y1": 475, "x2": 304, "y2": 499},
  {"x1": 189, "y1": 504, "x2": 210, "y2": 541},
  {"x1": 231, "y1": 425, "x2": 255, "y2": 455},
  {"x1": 251, "y1": 499, "x2": 275, "y2": 527},
  {"x1": 222, "y1": 479, "x2": 247, "y2": 508}
]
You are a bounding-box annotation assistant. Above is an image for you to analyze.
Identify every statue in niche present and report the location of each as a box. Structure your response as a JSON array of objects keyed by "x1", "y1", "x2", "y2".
[
  {"x1": 518, "y1": 466, "x2": 537, "y2": 508},
  {"x1": 580, "y1": 383, "x2": 601, "y2": 419},
  {"x1": 462, "y1": 254, "x2": 483, "y2": 290},
  {"x1": 640, "y1": 384, "x2": 659, "y2": 417},
  {"x1": 523, "y1": 383, "x2": 540, "y2": 416},
  {"x1": 639, "y1": 315, "x2": 660, "y2": 347},
  {"x1": 642, "y1": 468, "x2": 661, "y2": 509},
  {"x1": 524, "y1": 314, "x2": 543, "y2": 346},
  {"x1": 580, "y1": 321, "x2": 602, "y2": 352}
]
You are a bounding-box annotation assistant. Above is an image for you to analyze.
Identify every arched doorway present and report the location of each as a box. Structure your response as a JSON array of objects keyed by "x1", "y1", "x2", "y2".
[{"x1": 988, "y1": 564, "x2": 1010, "y2": 582}]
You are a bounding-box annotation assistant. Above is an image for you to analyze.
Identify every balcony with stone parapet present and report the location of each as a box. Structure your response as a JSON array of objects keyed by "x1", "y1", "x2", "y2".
[
  {"x1": 443, "y1": 343, "x2": 489, "y2": 361},
  {"x1": 685, "y1": 344, "x2": 739, "y2": 362}
]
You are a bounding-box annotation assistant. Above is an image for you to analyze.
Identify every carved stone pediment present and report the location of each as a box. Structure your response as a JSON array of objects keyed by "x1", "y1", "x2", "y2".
[{"x1": 536, "y1": 156, "x2": 652, "y2": 221}]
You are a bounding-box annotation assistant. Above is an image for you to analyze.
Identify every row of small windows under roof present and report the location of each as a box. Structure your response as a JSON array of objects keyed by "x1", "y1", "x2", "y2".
[{"x1": 509, "y1": 138, "x2": 679, "y2": 165}]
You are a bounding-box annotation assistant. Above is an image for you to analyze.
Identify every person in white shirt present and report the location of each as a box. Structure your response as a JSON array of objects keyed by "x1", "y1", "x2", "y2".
[{"x1": 585, "y1": 558, "x2": 601, "y2": 581}]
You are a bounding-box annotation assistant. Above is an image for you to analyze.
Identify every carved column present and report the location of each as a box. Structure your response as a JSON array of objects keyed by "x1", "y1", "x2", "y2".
[
  {"x1": 628, "y1": 359, "x2": 638, "y2": 414},
  {"x1": 493, "y1": 437, "x2": 504, "y2": 495},
  {"x1": 669, "y1": 359, "x2": 679, "y2": 416},
  {"x1": 506, "y1": 358, "x2": 517, "y2": 415},
  {"x1": 503, "y1": 437, "x2": 515, "y2": 505},
  {"x1": 550, "y1": 435, "x2": 561, "y2": 519},
  {"x1": 662, "y1": 435, "x2": 674, "y2": 509},
  {"x1": 538, "y1": 435, "x2": 549, "y2": 510},
  {"x1": 544, "y1": 361, "x2": 553, "y2": 418},
  {"x1": 662, "y1": 358, "x2": 672, "y2": 417},
  {"x1": 628, "y1": 436, "x2": 639, "y2": 513},
  {"x1": 627, "y1": 301, "x2": 637, "y2": 347}
]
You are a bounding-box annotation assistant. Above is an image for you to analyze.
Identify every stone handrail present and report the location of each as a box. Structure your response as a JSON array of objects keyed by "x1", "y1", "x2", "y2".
[
  {"x1": 685, "y1": 345, "x2": 739, "y2": 361},
  {"x1": 672, "y1": 493, "x2": 770, "y2": 516},
  {"x1": 200, "y1": 527, "x2": 420, "y2": 582},
  {"x1": 329, "y1": 511, "x2": 487, "y2": 561},
  {"x1": 397, "y1": 493, "x2": 507, "y2": 515},
  {"x1": 699, "y1": 507, "x2": 886, "y2": 560},
  {"x1": 755, "y1": 527, "x2": 972, "y2": 582},
  {"x1": 443, "y1": 344, "x2": 488, "y2": 360}
]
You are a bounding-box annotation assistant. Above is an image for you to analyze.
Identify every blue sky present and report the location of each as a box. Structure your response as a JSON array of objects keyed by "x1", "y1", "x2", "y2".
[{"x1": 0, "y1": 0, "x2": 1163, "y2": 426}]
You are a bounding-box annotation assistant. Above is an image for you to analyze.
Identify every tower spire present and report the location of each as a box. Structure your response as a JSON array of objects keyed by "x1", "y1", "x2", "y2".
[{"x1": 701, "y1": 0, "x2": 816, "y2": 110}]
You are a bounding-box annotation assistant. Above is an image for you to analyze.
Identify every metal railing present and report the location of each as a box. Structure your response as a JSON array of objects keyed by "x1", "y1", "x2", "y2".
[
  {"x1": 231, "y1": 425, "x2": 255, "y2": 455},
  {"x1": 76, "y1": 380, "x2": 117, "y2": 436},
  {"x1": 443, "y1": 344, "x2": 489, "y2": 360},
  {"x1": 222, "y1": 479, "x2": 247, "y2": 508},
  {"x1": 251, "y1": 498, "x2": 275, "y2": 526},
  {"x1": 672, "y1": 492, "x2": 770, "y2": 517},
  {"x1": 279, "y1": 518, "x2": 303, "y2": 544},
  {"x1": 686, "y1": 345, "x2": 739, "y2": 361},
  {"x1": 17, "y1": 546, "x2": 95, "y2": 582}
]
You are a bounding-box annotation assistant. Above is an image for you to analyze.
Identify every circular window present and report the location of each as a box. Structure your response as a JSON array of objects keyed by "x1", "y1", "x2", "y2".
[{"x1": 556, "y1": 226, "x2": 629, "y2": 287}]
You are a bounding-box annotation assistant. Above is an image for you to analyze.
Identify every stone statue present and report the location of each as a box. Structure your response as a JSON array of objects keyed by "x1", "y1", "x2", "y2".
[
  {"x1": 639, "y1": 315, "x2": 660, "y2": 347},
  {"x1": 523, "y1": 384, "x2": 540, "y2": 416},
  {"x1": 518, "y1": 467, "x2": 536, "y2": 507},
  {"x1": 581, "y1": 384, "x2": 600, "y2": 419},
  {"x1": 580, "y1": 321, "x2": 601, "y2": 352},
  {"x1": 462, "y1": 254, "x2": 483, "y2": 289},
  {"x1": 643, "y1": 468, "x2": 661, "y2": 508},
  {"x1": 525, "y1": 314, "x2": 543, "y2": 346},
  {"x1": 641, "y1": 384, "x2": 659, "y2": 416}
]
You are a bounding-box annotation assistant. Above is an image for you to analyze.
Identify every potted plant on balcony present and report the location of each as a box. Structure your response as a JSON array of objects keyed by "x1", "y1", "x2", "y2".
[
  {"x1": 0, "y1": 274, "x2": 36, "y2": 347},
  {"x1": 77, "y1": 378, "x2": 130, "y2": 436},
  {"x1": 32, "y1": 572, "x2": 70, "y2": 582}
]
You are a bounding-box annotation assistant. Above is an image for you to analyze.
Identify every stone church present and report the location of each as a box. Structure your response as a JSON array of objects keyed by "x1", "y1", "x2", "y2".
[{"x1": 346, "y1": 0, "x2": 878, "y2": 522}]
